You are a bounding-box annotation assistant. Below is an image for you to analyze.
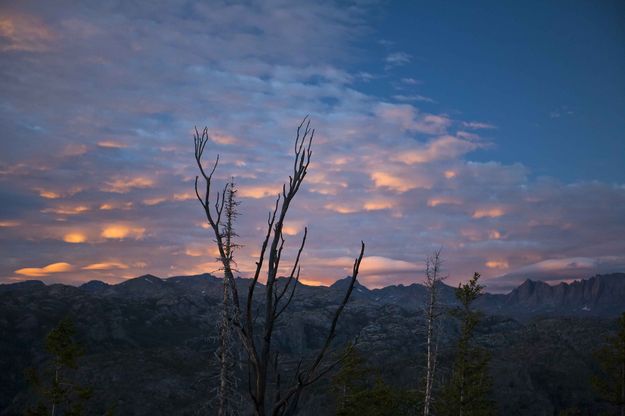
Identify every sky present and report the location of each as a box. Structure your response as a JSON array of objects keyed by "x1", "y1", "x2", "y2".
[{"x1": 0, "y1": 0, "x2": 624, "y2": 292}]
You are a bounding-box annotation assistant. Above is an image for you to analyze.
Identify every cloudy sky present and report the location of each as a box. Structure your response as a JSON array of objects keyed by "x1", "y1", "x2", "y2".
[{"x1": 1, "y1": 0, "x2": 624, "y2": 291}]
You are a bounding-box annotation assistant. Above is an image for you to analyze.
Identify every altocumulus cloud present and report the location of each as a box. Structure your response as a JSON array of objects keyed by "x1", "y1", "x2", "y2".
[{"x1": 0, "y1": 0, "x2": 624, "y2": 291}]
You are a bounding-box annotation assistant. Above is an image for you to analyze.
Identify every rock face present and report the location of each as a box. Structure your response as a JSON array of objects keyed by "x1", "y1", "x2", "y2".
[
  {"x1": 476, "y1": 273, "x2": 625, "y2": 317},
  {"x1": 0, "y1": 273, "x2": 623, "y2": 415}
]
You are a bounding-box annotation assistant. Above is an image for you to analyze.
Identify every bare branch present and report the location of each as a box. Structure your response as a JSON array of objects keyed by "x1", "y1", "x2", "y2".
[
  {"x1": 272, "y1": 242, "x2": 365, "y2": 414},
  {"x1": 192, "y1": 118, "x2": 362, "y2": 416}
]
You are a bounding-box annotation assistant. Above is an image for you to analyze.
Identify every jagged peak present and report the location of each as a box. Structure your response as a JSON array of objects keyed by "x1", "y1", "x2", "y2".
[
  {"x1": 516, "y1": 278, "x2": 550, "y2": 289},
  {"x1": 330, "y1": 276, "x2": 367, "y2": 291}
]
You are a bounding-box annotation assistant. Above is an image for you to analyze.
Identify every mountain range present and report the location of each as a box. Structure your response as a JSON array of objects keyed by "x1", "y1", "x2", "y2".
[
  {"x1": 5, "y1": 271, "x2": 622, "y2": 317},
  {"x1": 0, "y1": 272, "x2": 623, "y2": 415}
]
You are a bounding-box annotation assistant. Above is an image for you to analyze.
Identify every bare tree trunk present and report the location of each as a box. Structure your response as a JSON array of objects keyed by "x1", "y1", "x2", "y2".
[
  {"x1": 217, "y1": 276, "x2": 230, "y2": 416},
  {"x1": 193, "y1": 118, "x2": 365, "y2": 416},
  {"x1": 216, "y1": 271, "x2": 235, "y2": 416},
  {"x1": 216, "y1": 181, "x2": 240, "y2": 416},
  {"x1": 423, "y1": 250, "x2": 445, "y2": 416}
]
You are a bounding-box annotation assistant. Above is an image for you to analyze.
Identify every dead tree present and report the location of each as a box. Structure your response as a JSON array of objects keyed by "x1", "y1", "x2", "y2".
[
  {"x1": 214, "y1": 180, "x2": 241, "y2": 416},
  {"x1": 422, "y1": 249, "x2": 446, "y2": 416},
  {"x1": 193, "y1": 117, "x2": 365, "y2": 416}
]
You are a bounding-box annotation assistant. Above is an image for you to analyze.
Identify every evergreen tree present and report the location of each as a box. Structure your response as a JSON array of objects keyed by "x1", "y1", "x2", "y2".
[
  {"x1": 592, "y1": 312, "x2": 625, "y2": 416},
  {"x1": 437, "y1": 273, "x2": 495, "y2": 416},
  {"x1": 25, "y1": 317, "x2": 91, "y2": 416},
  {"x1": 333, "y1": 345, "x2": 418, "y2": 416},
  {"x1": 333, "y1": 345, "x2": 370, "y2": 411}
]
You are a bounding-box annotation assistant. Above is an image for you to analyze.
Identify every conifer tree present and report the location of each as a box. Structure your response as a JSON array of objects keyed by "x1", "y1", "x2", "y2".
[
  {"x1": 437, "y1": 273, "x2": 494, "y2": 416},
  {"x1": 592, "y1": 312, "x2": 625, "y2": 416},
  {"x1": 333, "y1": 345, "x2": 418, "y2": 416},
  {"x1": 25, "y1": 317, "x2": 91, "y2": 416},
  {"x1": 332, "y1": 345, "x2": 370, "y2": 412}
]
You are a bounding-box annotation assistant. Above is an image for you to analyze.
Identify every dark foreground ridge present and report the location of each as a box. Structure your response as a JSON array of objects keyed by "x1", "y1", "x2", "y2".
[{"x1": 1, "y1": 273, "x2": 624, "y2": 415}]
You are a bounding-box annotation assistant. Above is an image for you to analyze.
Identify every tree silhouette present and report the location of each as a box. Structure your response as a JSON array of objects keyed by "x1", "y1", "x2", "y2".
[
  {"x1": 333, "y1": 345, "x2": 418, "y2": 416},
  {"x1": 422, "y1": 249, "x2": 446, "y2": 416},
  {"x1": 593, "y1": 312, "x2": 625, "y2": 416},
  {"x1": 193, "y1": 117, "x2": 365, "y2": 416},
  {"x1": 437, "y1": 273, "x2": 494, "y2": 416},
  {"x1": 25, "y1": 318, "x2": 91, "y2": 416},
  {"x1": 214, "y1": 180, "x2": 242, "y2": 416}
]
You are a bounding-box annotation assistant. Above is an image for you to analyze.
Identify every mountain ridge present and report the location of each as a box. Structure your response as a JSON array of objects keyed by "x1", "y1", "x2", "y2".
[
  {"x1": 3, "y1": 272, "x2": 624, "y2": 318},
  {"x1": 0, "y1": 272, "x2": 623, "y2": 415}
]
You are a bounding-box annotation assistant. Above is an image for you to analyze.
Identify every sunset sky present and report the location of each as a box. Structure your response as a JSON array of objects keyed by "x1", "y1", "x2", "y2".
[{"x1": 1, "y1": 0, "x2": 624, "y2": 291}]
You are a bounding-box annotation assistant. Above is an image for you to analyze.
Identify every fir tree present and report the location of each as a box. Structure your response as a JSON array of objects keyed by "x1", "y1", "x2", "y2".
[
  {"x1": 25, "y1": 317, "x2": 91, "y2": 416},
  {"x1": 437, "y1": 273, "x2": 495, "y2": 416},
  {"x1": 333, "y1": 345, "x2": 418, "y2": 416},
  {"x1": 592, "y1": 312, "x2": 625, "y2": 416}
]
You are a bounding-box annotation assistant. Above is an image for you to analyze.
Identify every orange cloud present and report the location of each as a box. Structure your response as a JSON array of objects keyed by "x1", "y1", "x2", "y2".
[
  {"x1": 99, "y1": 201, "x2": 134, "y2": 210},
  {"x1": 238, "y1": 185, "x2": 280, "y2": 199},
  {"x1": 37, "y1": 189, "x2": 62, "y2": 199},
  {"x1": 173, "y1": 192, "x2": 195, "y2": 201},
  {"x1": 282, "y1": 221, "x2": 305, "y2": 236},
  {"x1": 444, "y1": 170, "x2": 457, "y2": 179},
  {"x1": 324, "y1": 203, "x2": 358, "y2": 214},
  {"x1": 42, "y1": 205, "x2": 90, "y2": 215},
  {"x1": 82, "y1": 262, "x2": 129, "y2": 270},
  {"x1": 363, "y1": 200, "x2": 394, "y2": 211},
  {"x1": 427, "y1": 196, "x2": 461, "y2": 207},
  {"x1": 371, "y1": 171, "x2": 424, "y2": 192},
  {"x1": 299, "y1": 278, "x2": 326, "y2": 287},
  {"x1": 101, "y1": 224, "x2": 145, "y2": 240},
  {"x1": 473, "y1": 207, "x2": 505, "y2": 219},
  {"x1": 324, "y1": 256, "x2": 419, "y2": 280},
  {"x1": 359, "y1": 256, "x2": 419, "y2": 275},
  {"x1": 485, "y1": 260, "x2": 509, "y2": 269},
  {"x1": 209, "y1": 132, "x2": 239, "y2": 145},
  {"x1": 330, "y1": 156, "x2": 351, "y2": 166},
  {"x1": 97, "y1": 140, "x2": 128, "y2": 149},
  {"x1": 0, "y1": 14, "x2": 54, "y2": 52},
  {"x1": 143, "y1": 197, "x2": 167, "y2": 206},
  {"x1": 0, "y1": 220, "x2": 19, "y2": 227},
  {"x1": 102, "y1": 177, "x2": 154, "y2": 193},
  {"x1": 35, "y1": 186, "x2": 84, "y2": 200},
  {"x1": 489, "y1": 230, "x2": 502, "y2": 240},
  {"x1": 307, "y1": 172, "x2": 348, "y2": 195},
  {"x1": 15, "y1": 262, "x2": 73, "y2": 277},
  {"x1": 63, "y1": 232, "x2": 87, "y2": 243}
]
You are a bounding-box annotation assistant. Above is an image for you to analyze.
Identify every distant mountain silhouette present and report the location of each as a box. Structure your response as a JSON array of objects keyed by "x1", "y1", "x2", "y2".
[
  {"x1": 3, "y1": 272, "x2": 624, "y2": 318},
  {"x1": 475, "y1": 273, "x2": 625, "y2": 317},
  {"x1": 1, "y1": 272, "x2": 623, "y2": 415}
]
